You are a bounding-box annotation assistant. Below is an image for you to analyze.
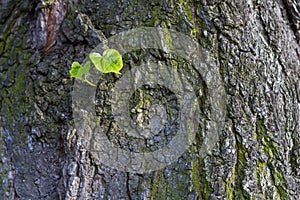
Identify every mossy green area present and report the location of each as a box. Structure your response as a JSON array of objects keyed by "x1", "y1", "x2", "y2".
[
  {"x1": 151, "y1": 169, "x2": 190, "y2": 200},
  {"x1": 256, "y1": 119, "x2": 279, "y2": 158},
  {"x1": 191, "y1": 157, "x2": 213, "y2": 199},
  {"x1": 225, "y1": 164, "x2": 235, "y2": 200},
  {"x1": 161, "y1": 24, "x2": 173, "y2": 51},
  {"x1": 178, "y1": 0, "x2": 197, "y2": 37},
  {"x1": 0, "y1": 14, "x2": 33, "y2": 197},
  {"x1": 255, "y1": 119, "x2": 287, "y2": 199},
  {"x1": 255, "y1": 160, "x2": 268, "y2": 198},
  {"x1": 270, "y1": 165, "x2": 287, "y2": 200},
  {"x1": 255, "y1": 160, "x2": 287, "y2": 199},
  {"x1": 222, "y1": 113, "x2": 286, "y2": 200},
  {"x1": 1, "y1": 46, "x2": 33, "y2": 147},
  {"x1": 234, "y1": 134, "x2": 250, "y2": 200}
]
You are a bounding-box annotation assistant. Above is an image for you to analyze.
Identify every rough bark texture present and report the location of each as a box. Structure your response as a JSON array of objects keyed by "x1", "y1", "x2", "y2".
[{"x1": 0, "y1": 0, "x2": 299, "y2": 199}]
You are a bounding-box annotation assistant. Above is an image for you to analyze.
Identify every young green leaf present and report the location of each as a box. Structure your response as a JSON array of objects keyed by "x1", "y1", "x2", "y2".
[
  {"x1": 69, "y1": 61, "x2": 91, "y2": 80},
  {"x1": 89, "y1": 49, "x2": 123, "y2": 74}
]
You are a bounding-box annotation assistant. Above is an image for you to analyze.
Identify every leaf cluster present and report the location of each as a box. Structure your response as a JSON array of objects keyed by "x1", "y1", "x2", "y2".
[{"x1": 69, "y1": 49, "x2": 123, "y2": 86}]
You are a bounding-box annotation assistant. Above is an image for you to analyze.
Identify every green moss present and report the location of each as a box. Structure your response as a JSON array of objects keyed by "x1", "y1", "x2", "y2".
[
  {"x1": 1, "y1": 20, "x2": 16, "y2": 42},
  {"x1": 256, "y1": 119, "x2": 287, "y2": 198},
  {"x1": 190, "y1": 157, "x2": 213, "y2": 199},
  {"x1": 178, "y1": 0, "x2": 197, "y2": 37},
  {"x1": 269, "y1": 165, "x2": 287, "y2": 199},
  {"x1": 151, "y1": 169, "x2": 190, "y2": 200},
  {"x1": 256, "y1": 160, "x2": 267, "y2": 191},
  {"x1": 256, "y1": 119, "x2": 278, "y2": 157},
  {"x1": 225, "y1": 166, "x2": 235, "y2": 200},
  {"x1": 191, "y1": 159, "x2": 201, "y2": 196},
  {"x1": 234, "y1": 136, "x2": 250, "y2": 199},
  {"x1": 144, "y1": 6, "x2": 163, "y2": 27},
  {"x1": 0, "y1": 41, "x2": 4, "y2": 55},
  {"x1": 184, "y1": 3, "x2": 193, "y2": 23},
  {"x1": 151, "y1": 172, "x2": 171, "y2": 200},
  {"x1": 256, "y1": 119, "x2": 285, "y2": 196},
  {"x1": 255, "y1": 160, "x2": 288, "y2": 199},
  {"x1": 163, "y1": 26, "x2": 172, "y2": 50},
  {"x1": 2, "y1": 46, "x2": 33, "y2": 147}
]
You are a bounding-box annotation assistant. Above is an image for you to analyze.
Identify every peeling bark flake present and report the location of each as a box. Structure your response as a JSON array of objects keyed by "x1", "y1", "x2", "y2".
[{"x1": 44, "y1": 0, "x2": 66, "y2": 52}]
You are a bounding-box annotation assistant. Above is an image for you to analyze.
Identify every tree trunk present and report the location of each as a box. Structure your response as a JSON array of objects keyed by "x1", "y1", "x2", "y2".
[{"x1": 0, "y1": 0, "x2": 299, "y2": 199}]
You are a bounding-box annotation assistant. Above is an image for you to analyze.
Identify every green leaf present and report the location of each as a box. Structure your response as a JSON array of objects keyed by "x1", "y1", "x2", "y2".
[
  {"x1": 89, "y1": 49, "x2": 123, "y2": 74},
  {"x1": 69, "y1": 61, "x2": 91, "y2": 80}
]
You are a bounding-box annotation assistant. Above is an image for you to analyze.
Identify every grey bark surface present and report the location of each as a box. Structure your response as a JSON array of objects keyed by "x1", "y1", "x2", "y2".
[{"x1": 0, "y1": 0, "x2": 299, "y2": 199}]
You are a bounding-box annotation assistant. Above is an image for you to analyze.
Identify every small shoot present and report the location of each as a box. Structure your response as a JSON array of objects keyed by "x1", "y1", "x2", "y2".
[
  {"x1": 69, "y1": 48, "x2": 123, "y2": 86},
  {"x1": 69, "y1": 61, "x2": 96, "y2": 86}
]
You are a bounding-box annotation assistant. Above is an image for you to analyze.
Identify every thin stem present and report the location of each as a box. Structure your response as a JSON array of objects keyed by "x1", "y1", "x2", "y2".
[{"x1": 84, "y1": 79, "x2": 96, "y2": 87}]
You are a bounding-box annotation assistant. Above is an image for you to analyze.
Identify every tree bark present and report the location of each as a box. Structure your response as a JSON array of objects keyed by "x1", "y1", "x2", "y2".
[{"x1": 0, "y1": 0, "x2": 299, "y2": 199}]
